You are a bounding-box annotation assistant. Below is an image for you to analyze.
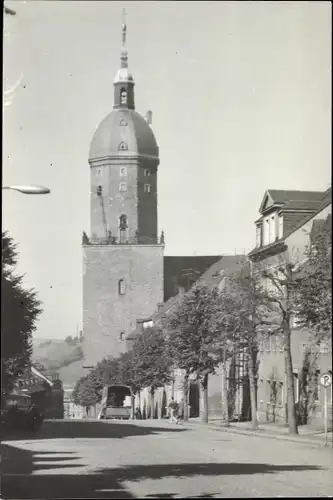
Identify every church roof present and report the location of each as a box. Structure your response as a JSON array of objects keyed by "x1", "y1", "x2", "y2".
[{"x1": 89, "y1": 109, "x2": 159, "y2": 161}]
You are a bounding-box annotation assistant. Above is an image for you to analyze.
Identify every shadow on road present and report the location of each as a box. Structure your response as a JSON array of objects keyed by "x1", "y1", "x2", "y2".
[
  {"x1": 1, "y1": 441, "x2": 324, "y2": 499},
  {"x1": 1, "y1": 420, "x2": 186, "y2": 441},
  {"x1": 96, "y1": 461, "x2": 323, "y2": 482}
]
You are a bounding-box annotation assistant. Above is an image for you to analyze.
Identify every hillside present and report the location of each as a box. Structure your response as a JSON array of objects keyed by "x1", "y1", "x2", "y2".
[{"x1": 32, "y1": 337, "x2": 84, "y2": 384}]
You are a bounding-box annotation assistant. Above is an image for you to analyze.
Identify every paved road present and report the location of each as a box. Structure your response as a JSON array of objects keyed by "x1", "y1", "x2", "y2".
[{"x1": 1, "y1": 419, "x2": 332, "y2": 499}]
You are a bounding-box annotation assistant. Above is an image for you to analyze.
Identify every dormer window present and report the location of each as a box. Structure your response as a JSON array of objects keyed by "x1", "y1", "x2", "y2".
[
  {"x1": 256, "y1": 225, "x2": 262, "y2": 247},
  {"x1": 278, "y1": 215, "x2": 283, "y2": 239},
  {"x1": 269, "y1": 214, "x2": 276, "y2": 243},
  {"x1": 263, "y1": 217, "x2": 270, "y2": 246}
]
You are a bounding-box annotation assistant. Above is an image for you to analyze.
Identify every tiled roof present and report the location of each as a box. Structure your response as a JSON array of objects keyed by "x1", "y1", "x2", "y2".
[
  {"x1": 127, "y1": 255, "x2": 247, "y2": 341},
  {"x1": 267, "y1": 190, "x2": 325, "y2": 204},
  {"x1": 281, "y1": 199, "x2": 323, "y2": 211},
  {"x1": 249, "y1": 188, "x2": 331, "y2": 257},
  {"x1": 163, "y1": 255, "x2": 222, "y2": 301}
]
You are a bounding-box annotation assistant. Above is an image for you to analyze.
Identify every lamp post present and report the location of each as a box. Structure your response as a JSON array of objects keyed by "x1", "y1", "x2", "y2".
[{"x1": 2, "y1": 185, "x2": 50, "y2": 195}]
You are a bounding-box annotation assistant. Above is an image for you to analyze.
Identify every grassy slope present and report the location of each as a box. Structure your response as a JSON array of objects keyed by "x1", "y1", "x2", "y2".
[{"x1": 32, "y1": 338, "x2": 85, "y2": 388}]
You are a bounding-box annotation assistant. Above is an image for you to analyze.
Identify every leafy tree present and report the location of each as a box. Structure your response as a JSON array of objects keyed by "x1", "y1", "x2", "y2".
[
  {"x1": 254, "y1": 254, "x2": 300, "y2": 435},
  {"x1": 167, "y1": 284, "x2": 223, "y2": 423},
  {"x1": 2, "y1": 232, "x2": 42, "y2": 395},
  {"x1": 131, "y1": 326, "x2": 172, "y2": 419},
  {"x1": 223, "y1": 265, "x2": 281, "y2": 430},
  {"x1": 72, "y1": 375, "x2": 101, "y2": 415},
  {"x1": 294, "y1": 216, "x2": 332, "y2": 341}
]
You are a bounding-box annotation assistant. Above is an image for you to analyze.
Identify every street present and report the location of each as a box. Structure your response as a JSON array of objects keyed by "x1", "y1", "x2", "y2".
[{"x1": 1, "y1": 419, "x2": 332, "y2": 499}]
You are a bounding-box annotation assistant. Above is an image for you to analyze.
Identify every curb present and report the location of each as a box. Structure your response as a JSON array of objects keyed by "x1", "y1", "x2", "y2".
[{"x1": 181, "y1": 420, "x2": 332, "y2": 448}]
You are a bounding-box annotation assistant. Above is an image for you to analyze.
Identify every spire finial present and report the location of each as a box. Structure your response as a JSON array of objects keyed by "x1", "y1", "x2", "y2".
[{"x1": 120, "y1": 8, "x2": 128, "y2": 68}]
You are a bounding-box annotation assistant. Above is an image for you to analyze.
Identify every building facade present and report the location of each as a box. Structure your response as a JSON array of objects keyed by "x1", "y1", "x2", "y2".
[{"x1": 248, "y1": 188, "x2": 332, "y2": 429}]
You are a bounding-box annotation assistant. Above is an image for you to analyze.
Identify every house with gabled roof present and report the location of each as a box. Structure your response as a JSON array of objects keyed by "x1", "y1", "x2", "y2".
[{"x1": 248, "y1": 187, "x2": 331, "y2": 429}]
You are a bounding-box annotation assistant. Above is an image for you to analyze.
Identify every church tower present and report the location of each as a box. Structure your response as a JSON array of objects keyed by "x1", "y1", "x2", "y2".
[{"x1": 82, "y1": 12, "x2": 164, "y2": 367}]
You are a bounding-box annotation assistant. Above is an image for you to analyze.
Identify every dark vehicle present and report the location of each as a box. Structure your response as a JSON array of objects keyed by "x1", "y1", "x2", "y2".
[
  {"x1": 1, "y1": 393, "x2": 44, "y2": 431},
  {"x1": 98, "y1": 384, "x2": 133, "y2": 420}
]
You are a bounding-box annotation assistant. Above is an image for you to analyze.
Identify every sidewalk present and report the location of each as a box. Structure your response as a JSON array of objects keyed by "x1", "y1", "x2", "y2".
[{"x1": 183, "y1": 417, "x2": 333, "y2": 448}]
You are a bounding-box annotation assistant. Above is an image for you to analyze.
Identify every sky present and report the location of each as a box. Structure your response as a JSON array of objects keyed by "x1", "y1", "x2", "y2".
[{"x1": 3, "y1": 1, "x2": 331, "y2": 339}]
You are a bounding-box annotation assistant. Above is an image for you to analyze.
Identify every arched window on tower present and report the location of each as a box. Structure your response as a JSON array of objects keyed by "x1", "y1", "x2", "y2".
[
  {"x1": 120, "y1": 88, "x2": 127, "y2": 105},
  {"x1": 118, "y1": 279, "x2": 126, "y2": 295},
  {"x1": 119, "y1": 214, "x2": 128, "y2": 244}
]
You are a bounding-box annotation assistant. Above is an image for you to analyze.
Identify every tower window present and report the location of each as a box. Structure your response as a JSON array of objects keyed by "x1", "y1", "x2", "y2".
[
  {"x1": 120, "y1": 167, "x2": 127, "y2": 177},
  {"x1": 119, "y1": 183, "x2": 127, "y2": 192},
  {"x1": 118, "y1": 142, "x2": 128, "y2": 151},
  {"x1": 97, "y1": 185, "x2": 102, "y2": 196},
  {"x1": 120, "y1": 88, "x2": 127, "y2": 105},
  {"x1": 118, "y1": 279, "x2": 126, "y2": 295},
  {"x1": 119, "y1": 214, "x2": 128, "y2": 244},
  {"x1": 144, "y1": 169, "x2": 151, "y2": 177},
  {"x1": 144, "y1": 184, "x2": 151, "y2": 193}
]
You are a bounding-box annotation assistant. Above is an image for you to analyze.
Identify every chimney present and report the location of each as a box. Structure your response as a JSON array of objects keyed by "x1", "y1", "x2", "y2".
[
  {"x1": 145, "y1": 110, "x2": 152, "y2": 125},
  {"x1": 178, "y1": 286, "x2": 185, "y2": 298}
]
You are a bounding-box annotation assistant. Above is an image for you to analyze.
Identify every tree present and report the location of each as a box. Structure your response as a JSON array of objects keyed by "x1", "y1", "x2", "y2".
[
  {"x1": 72, "y1": 375, "x2": 101, "y2": 415},
  {"x1": 293, "y1": 216, "x2": 332, "y2": 423},
  {"x1": 2, "y1": 232, "x2": 42, "y2": 395},
  {"x1": 294, "y1": 216, "x2": 332, "y2": 341},
  {"x1": 131, "y1": 326, "x2": 172, "y2": 419},
  {"x1": 254, "y1": 254, "x2": 300, "y2": 435},
  {"x1": 167, "y1": 284, "x2": 222, "y2": 423},
  {"x1": 224, "y1": 265, "x2": 281, "y2": 430}
]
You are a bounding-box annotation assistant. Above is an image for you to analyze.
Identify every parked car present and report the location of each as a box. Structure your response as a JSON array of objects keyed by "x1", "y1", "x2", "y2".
[{"x1": 1, "y1": 392, "x2": 44, "y2": 431}]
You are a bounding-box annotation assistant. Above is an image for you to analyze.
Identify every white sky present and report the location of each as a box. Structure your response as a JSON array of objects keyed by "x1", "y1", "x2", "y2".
[{"x1": 3, "y1": 1, "x2": 331, "y2": 339}]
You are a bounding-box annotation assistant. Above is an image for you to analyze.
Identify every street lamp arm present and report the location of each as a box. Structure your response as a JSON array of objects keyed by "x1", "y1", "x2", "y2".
[{"x1": 2, "y1": 185, "x2": 51, "y2": 195}]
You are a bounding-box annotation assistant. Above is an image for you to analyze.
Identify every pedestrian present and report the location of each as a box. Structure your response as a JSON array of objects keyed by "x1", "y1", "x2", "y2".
[{"x1": 168, "y1": 397, "x2": 179, "y2": 424}]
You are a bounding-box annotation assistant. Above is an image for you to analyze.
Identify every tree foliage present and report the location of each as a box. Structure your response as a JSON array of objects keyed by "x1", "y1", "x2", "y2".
[
  {"x1": 168, "y1": 284, "x2": 222, "y2": 379},
  {"x1": 72, "y1": 374, "x2": 101, "y2": 409},
  {"x1": 2, "y1": 232, "x2": 42, "y2": 395},
  {"x1": 131, "y1": 327, "x2": 172, "y2": 394},
  {"x1": 294, "y1": 216, "x2": 332, "y2": 341}
]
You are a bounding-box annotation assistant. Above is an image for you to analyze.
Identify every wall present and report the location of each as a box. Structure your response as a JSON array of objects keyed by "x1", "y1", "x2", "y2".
[
  {"x1": 90, "y1": 160, "x2": 139, "y2": 241},
  {"x1": 285, "y1": 204, "x2": 331, "y2": 262},
  {"x1": 83, "y1": 244, "x2": 164, "y2": 366},
  {"x1": 257, "y1": 329, "x2": 332, "y2": 428}
]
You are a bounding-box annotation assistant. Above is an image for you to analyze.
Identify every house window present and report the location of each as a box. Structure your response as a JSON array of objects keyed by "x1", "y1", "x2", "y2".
[
  {"x1": 144, "y1": 184, "x2": 151, "y2": 193},
  {"x1": 120, "y1": 332, "x2": 125, "y2": 341},
  {"x1": 144, "y1": 168, "x2": 151, "y2": 177},
  {"x1": 256, "y1": 225, "x2": 262, "y2": 247},
  {"x1": 118, "y1": 279, "x2": 126, "y2": 295},
  {"x1": 97, "y1": 185, "x2": 102, "y2": 196},
  {"x1": 119, "y1": 183, "x2": 127, "y2": 192},
  {"x1": 278, "y1": 215, "x2": 283, "y2": 239},
  {"x1": 120, "y1": 167, "x2": 127, "y2": 177}
]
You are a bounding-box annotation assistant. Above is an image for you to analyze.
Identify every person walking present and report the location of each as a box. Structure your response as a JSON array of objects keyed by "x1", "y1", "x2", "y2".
[{"x1": 168, "y1": 397, "x2": 179, "y2": 424}]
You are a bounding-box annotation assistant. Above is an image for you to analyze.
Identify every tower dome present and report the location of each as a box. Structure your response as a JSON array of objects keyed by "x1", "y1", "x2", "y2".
[
  {"x1": 89, "y1": 10, "x2": 159, "y2": 163},
  {"x1": 89, "y1": 109, "x2": 159, "y2": 162}
]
